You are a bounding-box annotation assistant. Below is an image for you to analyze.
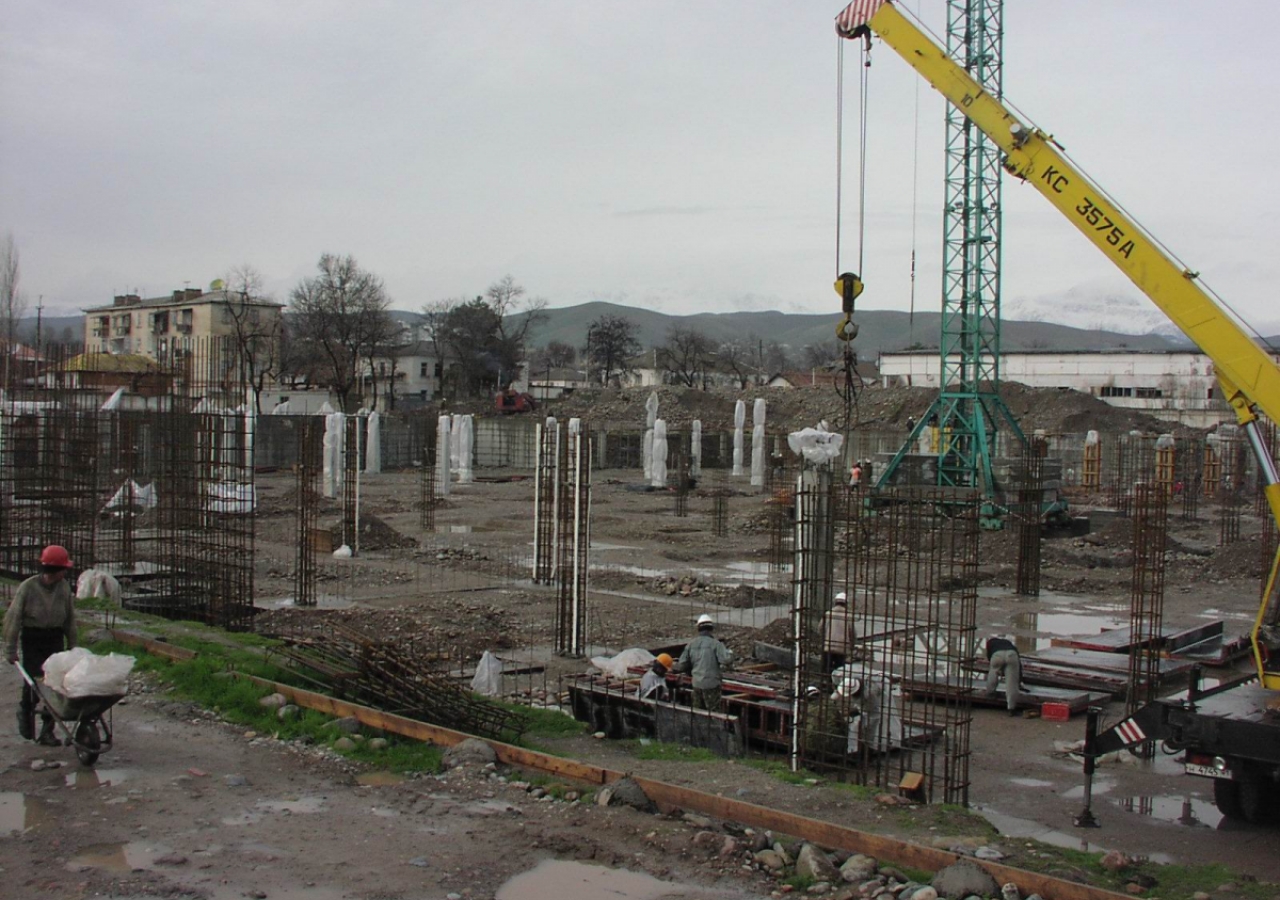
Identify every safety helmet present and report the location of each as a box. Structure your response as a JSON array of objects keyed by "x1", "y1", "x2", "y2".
[
  {"x1": 805, "y1": 685, "x2": 823, "y2": 699},
  {"x1": 40, "y1": 545, "x2": 72, "y2": 568},
  {"x1": 834, "y1": 591, "x2": 847, "y2": 605},
  {"x1": 655, "y1": 653, "x2": 674, "y2": 669},
  {"x1": 696, "y1": 614, "x2": 714, "y2": 628},
  {"x1": 845, "y1": 677, "x2": 863, "y2": 696}
]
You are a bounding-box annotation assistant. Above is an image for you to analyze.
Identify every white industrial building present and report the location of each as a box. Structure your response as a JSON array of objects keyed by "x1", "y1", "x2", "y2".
[{"x1": 876, "y1": 349, "x2": 1280, "y2": 428}]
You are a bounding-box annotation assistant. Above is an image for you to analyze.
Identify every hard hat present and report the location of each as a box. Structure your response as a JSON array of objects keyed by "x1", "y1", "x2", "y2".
[
  {"x1": 696, "y1": 614, "x2": 714, "y2": 628},
  {"x1": 834, "y1": 592, "x2": 847, "y2": 605},
  {"x1": 805, "y1": 685, "x2": 823, "y2": 699},
  {"x1": 845, "y1": 677, "x2": 863, "y2": 696},
  {"x1": 655, "y1": 653, "x2": 674, "y2": 669},
  {"x1": 40, "y1": 545, "x2": 72, "y2": 568}
]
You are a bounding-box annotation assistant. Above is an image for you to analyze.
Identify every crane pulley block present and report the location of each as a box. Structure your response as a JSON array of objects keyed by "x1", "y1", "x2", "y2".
[{"x1": 834, "y1": 272, "x2": 864, "y2": 341}]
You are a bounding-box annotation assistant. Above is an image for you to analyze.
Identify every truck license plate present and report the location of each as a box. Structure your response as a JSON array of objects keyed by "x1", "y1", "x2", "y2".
[{"x1": 1184, "y1": 763, "x2": 1231, "y2": 779}]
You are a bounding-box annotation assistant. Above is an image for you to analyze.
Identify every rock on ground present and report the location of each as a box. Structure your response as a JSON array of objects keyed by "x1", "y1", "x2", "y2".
[
  {"x1": 931, "y1": 860, "x2": 1000, "y2": 900},
  {"x1": 443, "y1": 737, "x2": 498, "y2": 769}
]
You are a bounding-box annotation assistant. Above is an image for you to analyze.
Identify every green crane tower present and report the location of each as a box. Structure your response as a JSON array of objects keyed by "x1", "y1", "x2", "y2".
[{"x1": 875, "y1": 0, "x2": 1028, "y2": 525}]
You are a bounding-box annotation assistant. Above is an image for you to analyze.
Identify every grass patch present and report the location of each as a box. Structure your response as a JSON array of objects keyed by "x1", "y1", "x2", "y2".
[
  {"x1": 628, "y1": 740, "x2": 719, "y2": 762},
  {"x1": 83, "y1": 629, "x2": 443, "y2": 775},
  {"x1": 489, "y1": 699, "x2": 585, "y2": 739},
  {"x1": 743, "y1": 758, "x2": 820, "y2": 786}
]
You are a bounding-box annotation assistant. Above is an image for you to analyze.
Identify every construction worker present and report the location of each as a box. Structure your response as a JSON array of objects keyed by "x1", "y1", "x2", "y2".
[
  {"x1": 677, "y1": 614, "x2": 733, "y2": 713},
  {"x1": 848, "y1": 461, "x2": 862, "y2": 488},
  {"x1": 3, "y1": 545, "x2": 78, "y2": 746},
  {"x1": 983, "y1": 635, "x2": 1023, "y2": 716},
  {"x1": 639, "y1": 653, "x2": 673, "y2": 701}
]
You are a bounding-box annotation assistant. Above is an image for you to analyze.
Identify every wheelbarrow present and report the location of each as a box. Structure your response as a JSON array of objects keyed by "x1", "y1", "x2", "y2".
[{"x1": 13, "y1": 661, "x2": 124, "y2": 766}]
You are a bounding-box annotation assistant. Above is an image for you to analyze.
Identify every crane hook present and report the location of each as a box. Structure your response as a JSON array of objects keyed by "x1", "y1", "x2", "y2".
[{"x1": 834, "y1": 272, "x2": 864, "y2": 342}]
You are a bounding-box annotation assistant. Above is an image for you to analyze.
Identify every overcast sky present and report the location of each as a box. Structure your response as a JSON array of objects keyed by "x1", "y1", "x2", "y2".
[{"x1": 3, "y1": 1, "x2": 1278, "y2": 336}]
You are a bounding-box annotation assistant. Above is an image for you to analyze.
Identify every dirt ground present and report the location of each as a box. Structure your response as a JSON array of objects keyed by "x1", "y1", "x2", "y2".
[{"x1": 4, "y1": 383, "x2": 1279, "y2": 897}]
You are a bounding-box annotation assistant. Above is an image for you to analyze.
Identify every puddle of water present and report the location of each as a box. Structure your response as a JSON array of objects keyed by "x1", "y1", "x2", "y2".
[
  {"x1": 1116, "y1": 794, "x2": 1223, "y2": 828},
  {"x1": 68, "y1": 841, "x2": 163, "y2": 874},
  {"x1": 436, "y1": 524, "x2": 480, "y2": 533},
  {"x1": 66, "y1": 768, "x2": 130, "y2": 789},
  {"x1": 221, "y1": 811, "x2": 263, "y2": 826},
  {"x1": 370, "y1": 806, "x2": 399, "y2": 818},
  {"x1": 1013, "y1": 610, "x2": 1127, "y2": 637},
  {"x1": 1009, "y1": 777, "x2": 1055, "y2": 789},
  {"x1": 356, "y1": 771, "x2": 406, "y2": 786},
  {"x1": 1061, "y1": 779, "x2": 1116, "y2": 800},
  {"x1": 496, "y1": 860, "x2": 683, "y2": 900},
  {"x1": 975, "y1": 807, "x2": 1173, "y2": 864},
  {"x1": 257, "y1": 594, "x2": 353, "y2": 610},
  {"x1": 0, "y1": 792, "x2": 55, "y2": 835},
  {"x1": 589, "y1": 542, "x2": 639, "y2": 551},
  {"x1": 256, "y1": 796, "x2": 325, "y2": 814}
]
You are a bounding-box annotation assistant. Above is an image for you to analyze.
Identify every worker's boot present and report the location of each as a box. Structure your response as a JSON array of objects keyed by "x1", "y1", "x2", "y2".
[
  {"x1": 35, "y1": 715, "x2": 59, "y2": 747},
  {"x1": 16, "y1": 705, "x2": 33, "y2": 741}
]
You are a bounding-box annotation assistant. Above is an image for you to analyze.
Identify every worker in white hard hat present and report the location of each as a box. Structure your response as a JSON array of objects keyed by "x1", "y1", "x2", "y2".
[
  {"x1": 834, "y1": 665, "x2": 884, "y2": 754},
  {"x1": 676, "y1": 614, "x2": 733, "y2": 713}
]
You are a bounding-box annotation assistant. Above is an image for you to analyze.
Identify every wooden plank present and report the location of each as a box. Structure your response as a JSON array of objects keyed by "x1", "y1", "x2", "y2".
[
  {"x1": 108, "y1": 629, "x2": 197, "y2": 661},
  {"x1": 237, "y1": 673, "x2": 1132, "y2": 900}
]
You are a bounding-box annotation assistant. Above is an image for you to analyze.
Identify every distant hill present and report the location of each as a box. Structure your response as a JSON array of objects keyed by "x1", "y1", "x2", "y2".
[
  {"x1": 17, "y1": 304, "x2": 1210, "y2": 356},
  {"x1": 515, "y1": 302, "x2": 1181, "y2": 356}
]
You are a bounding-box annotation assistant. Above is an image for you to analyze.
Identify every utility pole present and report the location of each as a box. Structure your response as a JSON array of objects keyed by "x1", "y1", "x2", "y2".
[{"x1": 35, "y1": 295, "x2": 43, "y2": 388}]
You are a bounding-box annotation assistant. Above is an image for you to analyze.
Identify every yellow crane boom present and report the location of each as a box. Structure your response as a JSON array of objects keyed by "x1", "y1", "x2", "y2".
[{"x1": 836, "y1": 0, "x2": 1280, "y2": 684}]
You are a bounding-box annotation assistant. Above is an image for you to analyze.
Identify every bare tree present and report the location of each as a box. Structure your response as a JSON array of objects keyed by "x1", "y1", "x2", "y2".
[
  {"x1": 802, "y1": 343, "x2": 841, "y2": 370},
  {"x1": 289, "y1": 254, "x2": 393, "y2": 411},
  {"x1": 583, "y1": 314, "x2": 641, "y2": 386},
  {"x1": 432, "y1": 276, "x2": 548, "y2": 397},
  {"x1": 1, "y1": 234, "x2": 28, "y2": 390},
  {"x1": 717, "y1": 337, "x2": 761, "y2": 389},
  {"x1": 657, "y1": 325, "x2": 716, "y2": 388},
  {"x1": 221, "y1": 264, "x2": 283, "y2": 413}
]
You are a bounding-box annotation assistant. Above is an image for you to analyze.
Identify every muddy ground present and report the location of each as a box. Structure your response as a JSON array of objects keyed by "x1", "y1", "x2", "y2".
[{"x1": 4, "y1": 382, "x2": 1278, "y2": 898}]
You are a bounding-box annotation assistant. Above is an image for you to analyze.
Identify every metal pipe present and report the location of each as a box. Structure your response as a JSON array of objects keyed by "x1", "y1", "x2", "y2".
[{"x1": 1073, "y1": 706, "x2": 1101, "y2": 828}]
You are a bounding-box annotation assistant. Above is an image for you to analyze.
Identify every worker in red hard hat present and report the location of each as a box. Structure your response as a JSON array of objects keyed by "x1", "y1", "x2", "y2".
[{"x1": 3, "y1": 544, "x2": 78, "y2": 745}]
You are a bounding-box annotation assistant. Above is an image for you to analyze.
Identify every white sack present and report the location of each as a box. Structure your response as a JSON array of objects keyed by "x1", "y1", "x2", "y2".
[
  {"x1": 787, "y1": 426, "x2": 844, "y2": 465},
  {"x1": 62, "y1": 652, "x2": 136, "y2": 698},
  {"x1": 470, "y1": 650, "x2": 505, "y2": 696},
  {"x1": 76, "y1": 569, "x2": 122, "y2": 605},
  {"x1": 591, "y1": 648, "x2": 656, "y2": 679},
  {"x1": 42, "y1": 648, "x2": 94, "y2": 693}
]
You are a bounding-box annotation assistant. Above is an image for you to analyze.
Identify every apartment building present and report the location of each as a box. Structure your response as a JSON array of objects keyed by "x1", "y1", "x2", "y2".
[{"x1": 83, "y1": 287, "x2": 284, "y2": 360}]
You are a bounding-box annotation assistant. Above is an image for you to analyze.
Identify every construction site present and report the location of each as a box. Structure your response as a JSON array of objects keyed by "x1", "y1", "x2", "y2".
[
  {"x1": 4, "y1": 2, "x2": 1280, "y2": 899},
  {"x1": 3, "y1": 341, "x2": 1280, "y2": 897}
]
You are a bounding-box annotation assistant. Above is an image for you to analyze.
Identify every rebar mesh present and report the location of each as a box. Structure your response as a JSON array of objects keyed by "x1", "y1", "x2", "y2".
[{"x1": 1126, "y1": 482, "x2": 1167, "y2": 758}]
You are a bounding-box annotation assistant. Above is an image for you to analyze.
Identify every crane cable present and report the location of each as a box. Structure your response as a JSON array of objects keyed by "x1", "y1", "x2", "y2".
[{"x1": 835, "y1": 33, "x2": 872, "y2": 428}]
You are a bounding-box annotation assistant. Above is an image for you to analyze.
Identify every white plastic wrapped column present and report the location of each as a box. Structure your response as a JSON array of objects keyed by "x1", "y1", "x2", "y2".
[
  {"x1": 457, "y1": 415, "x2": 474, "y2": 483},
  {"x1": 732, "y1": 400, "x2": 746, "y2": 476},
  {"x1": 651, "y1": 419, "x2": 668, "y2": 487},
  {"x1": 568, "y1": 417, "x2": 581, "y2": 436},
  {"x1": 436, "y1": 415, "x2": 452, "y2": 497},
  {"x1": 323, "y1": 412, "x2": 345, "y2": 499},
  {"x1": 690, "y1": 420, "x2": 702, "y2": 479},
  {"x1": 365, "y1": 411, "x2": 382, "y2": 474},
  {"x1": 450, "y1": 414, "x2": 464, "y2": 474},
  {"x1": 750, "y1": 398, "x2": 766, "y2": 487},
  {"x1": 244, "y1": 394, "x2": 256, "y2": 474},
  {"x1": 1085, "y1": 430, "x2": 1100, "y2": 447},
  {"x1": 643, "y1": 392, "x2": 659, "y2": 480}
]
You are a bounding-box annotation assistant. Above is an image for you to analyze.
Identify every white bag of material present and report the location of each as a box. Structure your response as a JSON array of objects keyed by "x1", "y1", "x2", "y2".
[
  {"x1": 76, "y1": 569, "x2": 122, "y2": 605},
  {"x1": 590, "y1": 648, "x2": 655, "y2": 679},
  {"x1": 470, "y1": 650, "x2": 504, "y2": 696},
  {"x1": 62, "y1": 652, "x2": 136, "y2": 698},
  {"x1": 42, "y1": 648, "x2": 94, "y2": 693}
]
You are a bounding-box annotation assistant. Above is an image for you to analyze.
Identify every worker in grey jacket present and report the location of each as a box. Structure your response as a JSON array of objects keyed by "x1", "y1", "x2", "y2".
[
  {"x1": 3, "y1": 545, "x2": 77, "y2": 745},
  {"x1": 983, "y1": 635, "x2": 1022, "y2": 716},
  {"x1": 677, "y1": 614, "x2": 733, "y2": 713}
]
